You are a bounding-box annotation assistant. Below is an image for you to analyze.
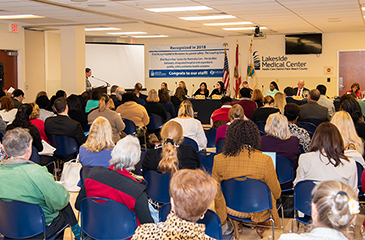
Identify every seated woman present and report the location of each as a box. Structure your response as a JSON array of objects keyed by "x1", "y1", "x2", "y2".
[
  {"x1": 0, "y1": 96, "x2": 17, "y2": 124},
  {"x1": 88, "y1": 94, "x2": 125, "y2": 143},
  {"x1": 346, "y1": 82, "x2": 362, "y2": 99},
  {"x1": 193, "y1": 82, "x2": 209, "y2": 98},
  {"x1": 340, "y1": 97, "x2": 365, "y2": 141},
  {"x1": 284, "y1": 103, "x2": 311, "y2": 153},
  {"x1": 170, "y1": 100, "x2": 207, "y2": 151},
  {"x1": 29, "y1": 102, "x2": 49, "y2": 143},
  {"x1": 116, "y1": 92, "x2": 150, "y2": 128},
  {"x1": 132, "y1": 169, "x2": 217, "y2": 240},
  {"x1": 36, "y1": 95, "x2": 54, "y2": 121},
  {"x1": 331, "y1": 110, "x2": 365, "y2": 166},
  {"x1": 6, "y1": 104, "x2": 43, "y2": 152},
  {"x1": 79, "y1": 116, "x2": 114, "y2": 168},
  {"x1": 160, "y1": 82, "x2": 172, "y2": 96},
  {"x1": 261, "y1": 113, "x2": 300, "y2": 171},
  {"x1": 142, "y1": 121, "x2": 200, "y2": 175},
  {"x1": 294, "y1": 123, "x2": 357, "y2": 192},
  {"x1": 274, "y1": 92, "x2": 286, "y2": 114},
  {"x1": 251, "y1": 89, "x2": 264, "y2": 108},
  {"x1": 75, "y1": 135, "x2": 154, "y2": 225},
  {"x1": 85, "y1": 91, "x2": 100, "y2": 113},
  {"x1": 209, "y1": 81, "x2": 227, "y2": 97},
  {"x1": 144, "y1": 89, "x2": 167, "y2": 122},
  {"x1": 179, "y1": 81, "x2": 188, "y2": 96},
  {"x1": 213, "y1": 119, "x2": 281, "y2": 239},
  {"x1": 67, "y1": 94, "x2": 88, "y2": 131},
  {"x1": 158, "y1": 88, "x2": 175, "y2": 119},
  {"x1": 264, "y1": 81, "x2": 279, "y2": 97},
  {"x1": 279, "y1": 180, "x2": 359, "y2": 240},
  {"x1": 250, "y1": 95, "x2": 279, "y2": 123},
  {"x1": 215, "y1": 104, "x2": 245, "y2": 144},
  {"x1": 171, "y1": 87, "x2": 187, "y2": 112}
]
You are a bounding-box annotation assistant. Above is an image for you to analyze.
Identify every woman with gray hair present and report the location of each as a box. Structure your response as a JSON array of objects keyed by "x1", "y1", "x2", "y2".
[{"x1": 75, "y1": 135, "x2": 153, "y2": 226}]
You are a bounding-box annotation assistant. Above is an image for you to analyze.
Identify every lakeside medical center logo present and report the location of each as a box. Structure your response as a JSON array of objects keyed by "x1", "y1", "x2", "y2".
[{"x1": 253, "y1": 51, "x2": 308, "y2": 71}]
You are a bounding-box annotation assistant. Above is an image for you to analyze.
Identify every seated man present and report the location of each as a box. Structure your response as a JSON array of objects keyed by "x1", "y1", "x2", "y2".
[
  {"x1": 12, "y1": 89, "x2": 24, "y2": 108},
  {"x1": 0, "y1": 128, "x2": 80, "y2": 239},
  {"x1": 284, "y1": 86, "x2": 306, "y2": 106},
  {"x1": 232, "y1": 88, "x2": 257, "y2": 119},
  {"x1": 210, "y1": 96, "x2": 232, "y2": 128},
  {"x1": 316, "y1": 84, "x2": 335, "y2": 117},
  {"x1": 299, "y1": 89, "x2": 330, "y2": 122}
]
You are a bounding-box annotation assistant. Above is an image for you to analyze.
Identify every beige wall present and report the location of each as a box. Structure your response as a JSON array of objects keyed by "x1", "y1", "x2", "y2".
[{"x1": 45, "y1": 32, "x2": 61, "y2": 96}]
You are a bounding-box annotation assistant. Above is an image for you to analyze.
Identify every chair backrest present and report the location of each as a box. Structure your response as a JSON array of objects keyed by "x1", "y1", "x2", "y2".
[
  {"x1": 166, "y1": 111, "x2": 172, "y2": 121},
  {"x1": 144, "y1": 170, "x2": 171, "y2": 204},
  {"x1": 29, "y1": 146, "x2": 40, "y2": 164},
  {"x1": 204, "y1": 128, "x2": 217, "y2": 148},
  {"x1": 159, "y1": 203, "x2": 222, "y2": 240},
  {"x1": 293, "y1": 180, "x2": 316, "y2": 217},
  {"x1": 216, "y1": 138, "x2": 225, "y2": 154},
  {"x1": 48, "y1": 135, "x2": 78, "y2": 156},
  {"x1": 0, "y1": 199, "x2": 45, "y2": 239},
  {"x1": 356, "y1": 162, "x2": 364, "y2": 188},
  {"x1": 276, "y1": 156, "x2": 294, "y2": 185},
  {"x1": 255, "y1": 121, "x2": 266, "y2": 134},
  {"x1": 183, "y1": 137, "x2": 199, "y2": 152},
  {"x1": 79, "y1": 166, "x2": 93, "y2": 186},
  {"x1": 80, "y1": 197, "x2": 137, "y2": 240},
  {"x1": 132, "y1": 149, "x2": 148, "y2": 176},
  {"x1": 147, "y1": 113, "x2": 163, "y2": 131},
  {"x1": 198, "y1": 151, "x2": 216, "y2": 175},
  {"x1": 221, "y1": 177, "x2": 272, "y2": 213},
  {"x1": 296, "y1": 122, "x2": 317, "y2": 138},
  {"x1": 299, "y1": 118, "x2": 323, "y2": 127},
  {"x1": 123, "y1": 118, "x2": 137, "y2": 135}
]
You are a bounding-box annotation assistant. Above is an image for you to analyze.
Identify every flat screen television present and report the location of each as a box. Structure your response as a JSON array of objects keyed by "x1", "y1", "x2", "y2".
[{"x1": 285, "y1": 33, "x2": 322, "y2": 55}]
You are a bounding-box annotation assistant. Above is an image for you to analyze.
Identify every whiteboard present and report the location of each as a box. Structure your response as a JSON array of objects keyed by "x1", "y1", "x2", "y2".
[{"x1": 85, "y1": 43, "x2": 145, "y2": 89}]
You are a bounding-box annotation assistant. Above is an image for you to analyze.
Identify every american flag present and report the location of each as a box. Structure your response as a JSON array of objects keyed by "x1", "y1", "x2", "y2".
[{"x1": 222, "y1": 49, "x2": 230, "y2": 90}]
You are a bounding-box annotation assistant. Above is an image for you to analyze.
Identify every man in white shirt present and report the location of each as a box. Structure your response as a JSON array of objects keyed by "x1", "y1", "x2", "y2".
[{"x1": 316, "y1": 84, "x2": 335, "y2": 117}]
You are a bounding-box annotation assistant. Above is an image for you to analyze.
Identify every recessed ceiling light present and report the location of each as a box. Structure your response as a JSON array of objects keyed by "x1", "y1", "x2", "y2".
[
  {"x1": 0, "y1": 14, "x2": 44, "y2": 19},
  {"x1": 87, "y1": 4, "x2": 106, "y2": 7},
  {"x1": 145, "y1": 6, "x2": 212, "y2": 12},
  {"x1": 223, "y1": 27, "x2": 267, "y2": 31},
  {"x1": 71, "y1": 0, "x2": 87, "y2": 2},
  {"x1": 362, "y1": 6, "x2": 365, "y2": 10},
  {"x1": 107, "y1": 32, "x2": 147, "y2": 35},
  {"x1": 132, "y1": 35, "x2": 168, "y2": 38},
  {"x1": 180, "y1": 15, "x2": 236, "y2": 21},
  {"x1": 203, "y1": 21, "x2": 252, "y2": 26},
  {"x1": 85, "y1": 27, "x2": 121, "y2": 31}
]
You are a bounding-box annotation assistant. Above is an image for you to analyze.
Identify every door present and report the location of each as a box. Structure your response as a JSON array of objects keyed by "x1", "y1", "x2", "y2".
[{"x1": 339, "y1": 51, "x2": 365, "y2": 97}]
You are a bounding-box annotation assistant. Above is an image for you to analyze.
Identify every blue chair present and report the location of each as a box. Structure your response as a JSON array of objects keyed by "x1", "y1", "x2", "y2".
[
  {"x1": 276, "y1": 156, "x2": 294, "y2": 192},
  {"x1": 299, "y1": 118, "x2": 323, "y2": 127},
  {"x1": 292, "y1": 180, "x2": 316, "y2": 233},
  {"x1": 147, "y1": 113, "x2": 163, "y2": 133},
  {"x1": 166, "y1": 111, "x2": 172, "y2": 121},
  {"x1": 221, "y1": 177, "x2": 275, "y2": 240},
  {"x1": 183, "y1": 137, "x2": 199, "y2": 151},
  {"x1": 79, "y1": 166, "x2": 93, "y2": 187},
  {"x1": 0, "y1": 199, "x2": 69, "y2": 239},
  {"x1": 356, "y1": 162, "x2": 363, "y2": 188},
  {"x1": 216, "y1": 138, "x2": 225, "y2": 154},
  {"x1": 30, "y1": 146, "x2": 40, "y2": 164},
  {"x1": 204, "y1": 127, "x2": 217, "y2": 148},
  {"x1": 123, "y1": 118, "x2": 137, "y2": 135},
  {"x1": 132, "y1": 149, "x2": 148, "y2": 176},
  {"x1": 255, "y1": 121, "x2": 266, "y2": 134},
  {"x1": 80, "y1": 197, "x2": 137, "y2": 240},
  {"x1": 159, "y1": 203, "x2": 223, "y2": 240},
  {"x1": 296, "y1": 122, "x2": 317, "y2": 138},
  {"x1": 144, "y1": 170, "x2": 171, "y2": 204},
  {"x1": 198, "y1": 151, "x2": 216, "y2": 175},
  {"x1": 48, "y1": 135, "x2": 79, "y2": 159}
]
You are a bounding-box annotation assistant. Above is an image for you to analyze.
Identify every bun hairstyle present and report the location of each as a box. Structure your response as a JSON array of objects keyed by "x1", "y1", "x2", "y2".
[
  {"x1": 313, "y1": 180, "x2": 359, "y2": 231},
  {"x1": 158, "y1": 121, "x2": 184, "y2": 174},
  {"x1": 98, "y1": 93, "x2": 114, "y2": 111}
]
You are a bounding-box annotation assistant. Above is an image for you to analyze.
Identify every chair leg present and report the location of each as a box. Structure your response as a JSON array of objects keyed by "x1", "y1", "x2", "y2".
[
  {"x1": 270, "y1": 219, "x2": 275, "y2": 240},
  {"x1": 228, "y1": 218, "x2": 240, "y2": 240},
  {"x1": 291, "y1": 219, "x2": 296, "y2": 233},
  {"x1": 280, "y1": 205, "x2": 285, "y2": 233}
]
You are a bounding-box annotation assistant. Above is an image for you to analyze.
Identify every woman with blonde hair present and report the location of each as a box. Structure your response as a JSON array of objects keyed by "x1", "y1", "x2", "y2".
[
  {"x1": 251, "y1": 95, "x2": 279, "y2": 123},
  {"x1": 29, "y1": 102, "x2": 49, "y2": 143},
  {"x1": 170, "y1": 100, "x2": 207, "y2": 150},
  {"x1": 142, "y1": 121, "x2": 200, "y2": 175},
  {"x1": 261, "y1": 113, "x2": 300, "y2": 171},
  {"x1": 274, "y1": 92, "x2": 286, "y2": 114},
  {"x1": 279, "y1": 180, "x2": 359, "y2": 240},
  {"x1": 144, "y1": 89, "x2": 167, "y2": 122},
  {"x1": 179, "y1": 81, "x2": 188, "y2": 95},
  {"x1": 88, "y1": 93, "x2": 125, "y2": 143},
  {"x1": 331, "y1": 110, "x2": 365, "y2": 166},
  {"x1": 251, "y1": 89, "x2": 264, "y2": 107}
]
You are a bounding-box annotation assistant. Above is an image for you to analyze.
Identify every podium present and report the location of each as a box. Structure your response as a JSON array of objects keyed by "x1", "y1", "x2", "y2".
[{"x1": 90, "y1": 86, "x2": 107, "y2": 95}]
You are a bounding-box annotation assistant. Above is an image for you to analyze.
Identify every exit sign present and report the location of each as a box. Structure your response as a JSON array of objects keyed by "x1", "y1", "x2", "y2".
[{"x1": 9, "y1": 24, "x2": 18, "y2": 33}]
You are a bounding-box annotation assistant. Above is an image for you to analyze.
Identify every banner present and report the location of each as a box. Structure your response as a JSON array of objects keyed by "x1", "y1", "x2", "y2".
[{"x1": 149, "y1": 43, "x2": 227, "y2": 78}]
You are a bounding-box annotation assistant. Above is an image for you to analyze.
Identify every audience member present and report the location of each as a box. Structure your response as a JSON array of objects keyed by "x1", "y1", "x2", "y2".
[
  {"x1": 55, "y1": 90, "x2": 67, "y2": 99},
  {"x1": 284, "y1": 103, "x2": 311, "y2": 152},
  {"x1": 346, "y1": 82, "x2": 362, "y2": 99},
  {"x1": 114, "y1": 87, "x2": 125, "y2": 108},
  {"x1": 85, "y1": 91, "x2": 100, "y2": 113},
  {"x1": 160, "y1": 82, "x2": 172, "y2": 96},
  {"x1": 264, "y1": 81, "x2": 279, "y2": 96},
  {"x1": 279, "y1": 180, "x2": 359, "y2": 240},
  {"x1": 294, "y1": 123, "x2": 357, "y2": 193},
  {"x1": 213, "y1": 119, "x2": 281, "y2": 238},
  {"x1": 36, "y1": 95, "x2": 55, "y2": 121},
  {"x1": 340, "y1": 97, "x2": 365, "y2": 140},
  {"x1": 215, "y1": 104, "x2": 245, "y2": 144},
  {"x1": 29, "y1": 102, "x2": 49, "y2": 143},
  {"x1": 132, "y1": 169, "x2": 216, "y2": 240},
  {"x1": 144, "y1": 89, "x2": 167, "y2": 122},
  {"x1": 293, "y1": 80, "x2": 309, "y2": 97},
  {"x1": 299, "y1": 89, "x2": 330, "y2": 122},
  {"x1": 79, "y1": 91, "x2": 89, "y2": 111},
  {"x1": 158, "y1": 88, "x2": 175, "y2": 119},
  {"x1": 67, "y1": 94, "x2": 87, "y2": 131},
  {"x1": 0, "y1": 128, "x2": 81, "y2": 239},
  {"x1": 233, "y1": 88, "x2": 257, "y2": 119},
  {"x1": 251, "y1": 88, "x2": 264, "y2": 107},
  {"x1": 171, "y1": 87, "x2": 187, "y2": 112},
  {"x1": 179, "y1": 81, "x2": 188, "y2": 96},
  {"x1": 88, "y1": 94, "x2": 125, "y2": 143},
  {"x1": 12, "y1": 89, "x2": 24, "y2": 108},
  {"x1": 0, "y1": 96, "x2": 17, "y2": 124},
  {"x1": 193, "y1": 82, "x2": 209, "y2": 97},
  {"x1": 75, "y1": 135, "x2": 153, "y2": 225},
  {"x1": 132, "y1": 88, "x2": 146, "y2": 106},
  {"x1": 317, "y1": 84, "x2": 335, "y2": 117},
  {"x1": 35, "y1": 90, "x2": 47, "y2": 100},
  {"x1": 142, "y1": 121, "x2": 200, "y2": 175},
  {"x1": 134, "y1": 82, "x2": 148, "y2": 101},
  {"x1": 210, "y1": 96, "x2": 232, "y2": 128},
  {"x1": 274, "y1": 92, "x2": 286, "y2": 114},
  {"x1": 284, "y1": 86, "x2": 305, "y2": 105},
  {"x1": 251, "y1": 95, "x2": 279, "y2": 123},
  {"x1": 261, "y1": 113, "x2": 300, "y2": 171},
  {"x1": 170, "y1": 100, "x2": 207, "y2": 151},
  {"x1": 116, "y1": 92, "x2": 149, "y2": 127},
  {"x1": 0, "y1": 116, "x2": 6, "y2": 136},
  {"x1": 109, "y1": 85, "x2": 119, "y2": 106},
  {"x1": 241, "y1": 80, "x2": 253, "y2": 95},
  {"x1": 209, "y1": 81, "x2": 227, "y2": 97}
]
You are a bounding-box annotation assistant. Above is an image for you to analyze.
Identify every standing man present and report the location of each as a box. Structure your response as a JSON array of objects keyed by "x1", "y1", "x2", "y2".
[
  {"x1": 86, "y1": 68, "x2": 92, "y2": 92},
  {"x1": 293, "y1": 80, "x2": 309, "y2": 97},
  {"x1": 12, "y1": 89, "x2": 24, "y2": 108}
]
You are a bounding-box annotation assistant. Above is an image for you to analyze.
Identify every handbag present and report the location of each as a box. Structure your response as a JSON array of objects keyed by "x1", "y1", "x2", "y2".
[{"x1": 56, "y1": 158, "x2": 81, "y2": 192}]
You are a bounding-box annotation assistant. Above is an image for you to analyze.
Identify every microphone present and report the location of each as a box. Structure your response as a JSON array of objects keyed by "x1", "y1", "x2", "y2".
[
  {"x1": 192, "y1": 84, "x2": 195, "y2": 95},
  {"x1": 261, "y1": 84, "x2": 264, "y2": 92},
  {"x1": 91, "y1": 76, "x2": 111, "y2": 87},
  {"x1": 175, "y1": 82, "x2": 177, "y2": 88}
]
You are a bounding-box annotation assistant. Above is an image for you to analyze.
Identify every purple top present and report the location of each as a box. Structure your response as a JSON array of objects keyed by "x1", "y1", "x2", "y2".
[
  {"x1": 79, "y1": 146, "x2": 113, "y2": 168},
  {"x1": 215, "y1": 124, "x2": 229, "y2": 145}
]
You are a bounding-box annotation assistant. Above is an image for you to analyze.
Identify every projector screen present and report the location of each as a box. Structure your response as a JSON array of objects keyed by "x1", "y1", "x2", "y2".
[{"x1": 85, "y1": 43, "x2": 145, "y2": 89}]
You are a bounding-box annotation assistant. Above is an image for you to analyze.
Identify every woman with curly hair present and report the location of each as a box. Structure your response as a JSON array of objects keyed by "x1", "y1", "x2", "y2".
[
  {"x1": 340, "y1": 97, "x2": 365, "y2": 140},
  {"x1": 212, "y1": 119, "x2": 281, "y2": 239},
  {"x1": 171, "y1": 87, "x2": 187, "y2": 113}
]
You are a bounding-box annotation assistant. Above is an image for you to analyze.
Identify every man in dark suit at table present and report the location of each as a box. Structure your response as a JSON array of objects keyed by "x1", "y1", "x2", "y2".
[
  {"x1": 293, "y1": 80, "x2": 309, "y2": 97},
  {"x1": 232, "y1": 88, "x2": 257, "y2": 119},
  {"x1": 299, "y1": 89, "x2": 330, "y2": 122},
  {"x1": 284, "y1": 87, "x2": 306, "y2": 106}
]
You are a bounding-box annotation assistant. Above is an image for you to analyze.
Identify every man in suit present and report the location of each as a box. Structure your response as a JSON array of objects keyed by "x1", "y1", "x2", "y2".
[
  {"x1": 232, "y1": 88, "x2": 257, "y2": 119},
  {"x1": 114, "y1": 87, "x2": 125, "y2": 109},
  {"x1": 12, "y1": 89, "x2": 24, "y2": 108},
  {"x1": 299, "y1": 89, "x2": 330, "y2": 122},
  {"x1": 85, "y1": 68, "x2": 92, "y2": 92},
  {"x1": 45, "y1": 97, "x2": 86, "y2": 147},
  {"x1": 110, "y1": 85, "x2": 119, "y2": 107},
  {"x1": 284, "y1": 87, "x2": 307, "y2": 106},
  {"x1": 293, "y1": 80, "x2": 309, "y2": 97},
  {"x1": 316, "y1": 84, "x2": 335, "y2": 117}
]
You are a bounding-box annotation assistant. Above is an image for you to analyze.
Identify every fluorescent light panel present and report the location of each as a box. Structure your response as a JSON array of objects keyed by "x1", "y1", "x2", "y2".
[
  {"x1": 204, "y1": 21, "x2": 252, "y2": 26},
  {"x1": 107, "y1": 32, "x2": 147, "y2": 35},
  {"x1": 85, "y1": 27, "x2": 121, "y2": 31},
  {"x1": 362, "y1": 6, "x2": 365, "y2": 10},
  {"x1": 145, "y1": 6, "x2": 212, "y2": 12},
  {"x1": 0, "y1": 14, "x2": 44, "y2": 19},
  {"x1": 223, "y1": 27, "x2": 267, "y2": 31},
  {"x1": 132, "y1": 35, "x2": 168, "y2": 38},
  {"x1": 180, "y1": 15, "x2": 236, "y2": 21}
]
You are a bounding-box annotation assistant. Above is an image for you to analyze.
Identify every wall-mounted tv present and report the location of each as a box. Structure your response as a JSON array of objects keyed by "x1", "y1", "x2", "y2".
[{"x1": 285, "y1": 33, "x2": 322, "y2": 55}]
